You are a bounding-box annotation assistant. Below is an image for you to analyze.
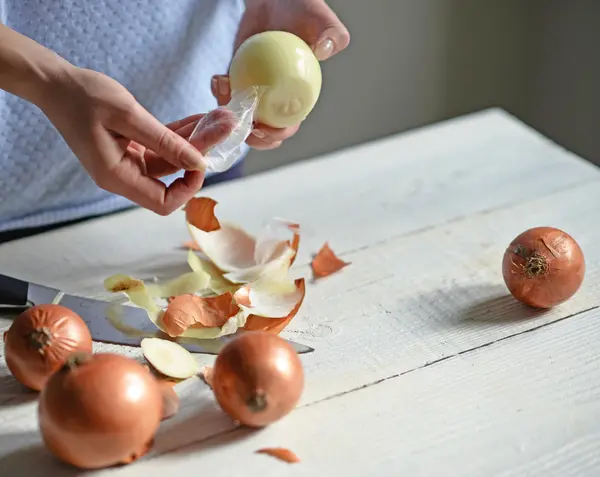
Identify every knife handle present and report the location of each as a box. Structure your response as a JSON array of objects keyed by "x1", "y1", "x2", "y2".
[{"x1": 0, "y1": 273, "x2": 30, "y2": 307}]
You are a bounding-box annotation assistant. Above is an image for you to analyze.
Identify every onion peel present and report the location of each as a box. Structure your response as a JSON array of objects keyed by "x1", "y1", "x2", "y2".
[
  {"x1": 243, "y1": 278, "x2": 306, "y2": 334},
  {"x1": 256, "y1": 447, "x2": 300, "y2": 463},
  {"x1": 182, "y1": 240, "x2": 201, "y2": 251},
  {"x1": 311, "y1": 242, "x2": 349, "y2": 279},
  {"x1": 161, "y1": 293, "x2": 240, "y2": 337},
  {"x1": 184, "y1": 197, "x2": 221, "y2": 232},
  {"x1": 187, "y1": 250, "x2": 236, "y2": 295},
  {"x1": 145, "y1": 271, "x2": 210, "y2": 298},
  {"x1": 104, "y1": 274, "x2": 159, "y2": 313},
  {"x1": 185, "y1": 214, "x2": 301, "y2": 284}
]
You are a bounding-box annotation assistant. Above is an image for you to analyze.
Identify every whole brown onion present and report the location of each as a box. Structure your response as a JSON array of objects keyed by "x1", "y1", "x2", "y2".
[
  {"x1": 38, "y1": 352, "x2": 163, "y2": 469},
  {"x1": 4, "y1": 304, "x2": 93, "y2": 391},
  {"x1": 211, "y1": 332, "x2": 304, "y2": 428},
  {"x1": 502, "y1": 226, "x2": 585, "y2": 308}
]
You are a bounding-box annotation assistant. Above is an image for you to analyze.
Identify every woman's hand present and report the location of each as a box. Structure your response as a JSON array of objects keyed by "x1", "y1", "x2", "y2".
[
  {"x1": 39, "y1": 67, "x2": 236, "y2": 215},
  {"x1": 211, "y1": 0, "x2": 350, "y2": 150}
]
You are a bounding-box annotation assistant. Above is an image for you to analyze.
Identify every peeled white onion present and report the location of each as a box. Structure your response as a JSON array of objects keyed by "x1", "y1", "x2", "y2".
[{"x1": 229, "y1": 31, "x2": 322, "y2": 128}]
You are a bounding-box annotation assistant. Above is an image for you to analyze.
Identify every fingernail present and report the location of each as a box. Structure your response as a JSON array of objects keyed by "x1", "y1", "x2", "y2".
[
  {"x1": 252, "y1": 128, "x2": 266, "y2": 139},
  {"x1": 218, "y1": 76, "x2": 230, "y2": 97},
  {"x1": 315, "y1": 38, "x2": 335, "y2": 60}
]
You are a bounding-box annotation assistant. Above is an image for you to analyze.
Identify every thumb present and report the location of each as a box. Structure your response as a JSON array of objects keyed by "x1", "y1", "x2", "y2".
[{"x1": 302, "y1": 2, "x2": 350, "y2": 61}]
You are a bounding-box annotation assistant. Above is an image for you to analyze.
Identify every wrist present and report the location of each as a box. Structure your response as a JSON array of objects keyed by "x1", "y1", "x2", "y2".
[
  {"x1": 22, "y1": 54, "x2": 74, "y2": 109},
  {"x1": 0, "y1": 25, "x2": 74, "y2": 107}
]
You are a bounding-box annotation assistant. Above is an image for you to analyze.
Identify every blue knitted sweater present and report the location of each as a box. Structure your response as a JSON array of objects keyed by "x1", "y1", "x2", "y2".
[{"x1": 0, "y1": 0, "x2": 245, "y2": 232}]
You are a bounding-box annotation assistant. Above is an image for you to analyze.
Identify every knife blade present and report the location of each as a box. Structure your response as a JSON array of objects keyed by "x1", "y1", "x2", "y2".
[{"x1": 0, "y1": 273, "x2": 314, "y2": 355}]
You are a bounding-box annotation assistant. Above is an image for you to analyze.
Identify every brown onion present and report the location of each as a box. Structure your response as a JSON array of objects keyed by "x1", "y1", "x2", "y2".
[
  {"x1": 212, "y1": 332, "x2": 304, "y2": 428},
  {"x1": 4, "y1": 304, "x2": 93, "y2": 391},
  {"x1": 502, "y1": 226, "x2": 585, "y2": 308},
  {"x1": 38, "y1": 352, "x2": 163, "y2": 469}
]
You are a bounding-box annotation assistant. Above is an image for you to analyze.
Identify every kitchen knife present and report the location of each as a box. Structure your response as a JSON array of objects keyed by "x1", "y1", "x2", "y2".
[{"x1": 0, "y1": 273, "x2": 314, "y2": 355}]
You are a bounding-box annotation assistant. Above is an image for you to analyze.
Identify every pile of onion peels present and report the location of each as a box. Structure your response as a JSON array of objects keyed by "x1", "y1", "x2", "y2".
[{"x1": 103, "y1": 197, "x2": 349, "y2": 341}]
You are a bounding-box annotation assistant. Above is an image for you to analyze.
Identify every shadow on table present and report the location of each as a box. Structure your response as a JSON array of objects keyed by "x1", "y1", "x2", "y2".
[
  {"x1": 0, "y1": 405, "x2": 257, "y2": 475},
  {"x1": 416, "y1": 283, "x2": 550, "y2": 327},
  {"x1": 455, "y1": 284, "x2": 549, "y2": 325},
  {"x1": 0, "y1": 373, "x2": 38, "y2": 408},
  {"x1": 0, "y1": 432, "x2": 79, "y2": 477},
  {"x1": 151, "y1": 389, "x2": 259, "y2": 458}
]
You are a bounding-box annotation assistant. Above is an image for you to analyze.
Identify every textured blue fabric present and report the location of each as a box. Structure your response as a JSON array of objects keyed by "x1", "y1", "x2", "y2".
[{"x1": 0, "y1": 0, "x2": 246, "y2": 232}]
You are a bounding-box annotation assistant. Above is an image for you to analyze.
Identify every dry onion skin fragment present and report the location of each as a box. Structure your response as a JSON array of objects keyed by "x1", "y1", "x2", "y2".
[
  {"x1": 184, "y1": 197, "x2": 221, "y2": 232},
  {"x1": 502, "y1": 226, "x2": 585, "y2": 309},
  {"x1": 144, "y1": 271, "x2": 211, "y2": 299},
  {"x1": 211, "y1": 332, "x2": 304, "y2": 428},
  {"x1": 186, "y1": 216, "x2": 301, "y2": 285},
  {"x1": 4, "y1": 304, "x2": 93, "y2": 391},
  {"x1": 103, "y1": 274, "x2": 159, "y2": 313},
  {"x1": 38, "y1": 352, "x2": 162, "y2": 469},
  {"x1": 182, "y1": 239, "x2": 201, "y2": 251},
  {"x1": 311, "y1": 242, "x2": 350, "y2": 279},
  {"x1": 141, "y1": 337, "x2": 198, "y2": 380},
  {"x1": 242, "y1": 278, "x2": 306, "y2": 335},
  {"x1": 256, "y1": 447, "x2": 300, "y2": 464},
  {"x1": 161, "y1": 293, "x2": 240, "y2": 337}
]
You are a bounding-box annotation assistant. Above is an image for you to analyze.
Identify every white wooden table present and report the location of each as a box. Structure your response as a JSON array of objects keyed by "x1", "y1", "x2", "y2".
[{"x1": 1, "y1": 108, "x2": 600, "y2": 476}]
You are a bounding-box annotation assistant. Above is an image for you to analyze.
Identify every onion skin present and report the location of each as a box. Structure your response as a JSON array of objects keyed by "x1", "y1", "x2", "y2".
[
  {"x1": 243, "y1": 278, "x2": 306, "y2": 335},
  {"x1": 212, "y1": 332, "x2": 304, "y2": 428},
  {"x1": 38, "y1": 353, "x2": 163, "y2": 469},
  {"x1": 502, "y1": 226, "x2": 585, "y2": 309},
  {"x1": 4, "y1": 304, "x2": 93, "y2": 391}
]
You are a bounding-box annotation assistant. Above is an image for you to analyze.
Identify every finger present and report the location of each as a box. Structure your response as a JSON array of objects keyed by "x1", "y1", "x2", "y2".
[
  {"x1": 115, "y1": 116, "x2": 202, "y2": 158},
  {"x1": 111, "y1": 104, "x2": 206, "y2": 171},
  {"x1": 143, "y1": 118, "x2": 212, "y2": 178},
  {"x1": 299, "y1": 3, "x2": 351, "y2": 61},
  {"x1": 188, "y1": 107, "x2": 237, "y2": 154},
  {"x1": 114, "y1": 136, "x2": 146, "y2": 155},
  {"x1": 245, "y1": 136, "x2": 284, "y2": 151},
  {"x1": 99, "y1": 145, "x2": 205, "y2": 215},
  {"x1": 250, "y1": 123, "x2": 300, "y2": 143},
  {"x1": 165, "y1": 114, "x2": 205, "y2": 132},
  {"x1": 210, "y1": 75, "x2": 231, "y2": 106}
]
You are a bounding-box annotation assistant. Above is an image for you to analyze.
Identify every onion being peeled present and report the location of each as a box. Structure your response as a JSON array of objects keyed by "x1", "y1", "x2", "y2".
[
  {"x1": 38, "y1": 352, "x2": 162, "y2": 469},
  {"x1": 229, "y1": 31, "x2": 322, "y2": 129},
  {"x1": 212, "y1": 332, "x2": 304, "y2": 428},
  {"x1": 502, "y1": 226, "x2": 585, "y2": 309},
  {"x1": 4, "y1": 304, "x2": 93, "y2": 391}
]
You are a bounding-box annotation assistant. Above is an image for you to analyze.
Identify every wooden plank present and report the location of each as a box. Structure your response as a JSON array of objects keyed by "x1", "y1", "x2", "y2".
[
  {"x1": 2, "y1": 295, "x2": 600, "y2": 476},
  {"x1": 0, "y1": 109, "x2": 597, "y2": 297}
]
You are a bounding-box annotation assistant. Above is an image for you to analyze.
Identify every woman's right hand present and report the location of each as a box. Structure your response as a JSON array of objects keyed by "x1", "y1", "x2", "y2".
[{"x1": 38, "y1": 66, "x2": 236, "y2": 215}]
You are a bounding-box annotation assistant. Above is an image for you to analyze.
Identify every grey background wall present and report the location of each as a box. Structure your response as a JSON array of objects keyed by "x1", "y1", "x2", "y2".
[{"x1": 243, "y1": 0, "x2": 600, "y2": 175}]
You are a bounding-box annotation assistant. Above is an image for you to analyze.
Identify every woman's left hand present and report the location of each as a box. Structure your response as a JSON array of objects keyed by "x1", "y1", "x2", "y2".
[{"x1": 210, "y1": 0, "x2": 350, "y2": 150}]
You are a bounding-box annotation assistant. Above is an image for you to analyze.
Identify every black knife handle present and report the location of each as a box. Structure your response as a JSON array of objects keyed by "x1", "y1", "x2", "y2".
[{"x1": 0, "y1": 273, "x2": 29, "y2": 307}]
